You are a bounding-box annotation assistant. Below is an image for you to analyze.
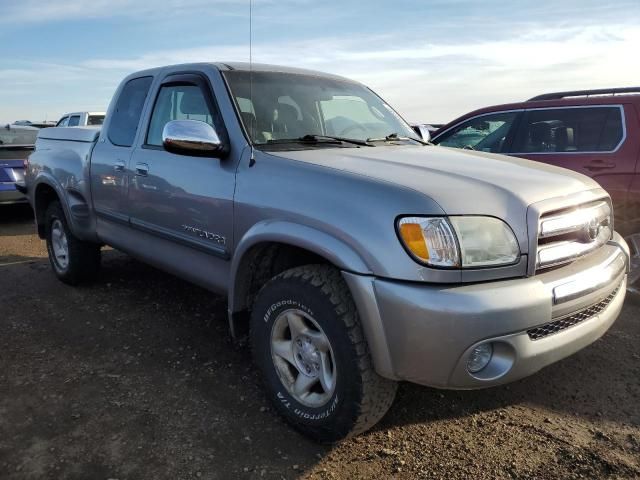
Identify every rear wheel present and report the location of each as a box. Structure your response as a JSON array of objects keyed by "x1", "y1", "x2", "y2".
[
  {"x1": 250, "y1": 264, "x2": 397, "y2": 443},
  {"x1": 45, "y1": 201, "x2": 101, "y2": 285}
]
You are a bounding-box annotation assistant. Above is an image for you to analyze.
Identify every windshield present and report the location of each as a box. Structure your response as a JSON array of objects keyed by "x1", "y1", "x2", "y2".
[{"x1": 223, "y1": 70, "x2": 419, "y2": 146}]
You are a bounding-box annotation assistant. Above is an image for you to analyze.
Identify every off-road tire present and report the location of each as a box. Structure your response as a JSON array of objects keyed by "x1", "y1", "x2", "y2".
[
  {"x1": 250, "y1": 264, "x2": 397, "y2": 443},
  {"x1": 45, "y1": 201, "x2": 101, "y2": 285}
]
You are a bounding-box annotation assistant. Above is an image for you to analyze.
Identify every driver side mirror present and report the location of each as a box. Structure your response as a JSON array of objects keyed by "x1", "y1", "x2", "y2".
[{"x1": 162, "y1": 119, "x2": 226, "y2": 157}]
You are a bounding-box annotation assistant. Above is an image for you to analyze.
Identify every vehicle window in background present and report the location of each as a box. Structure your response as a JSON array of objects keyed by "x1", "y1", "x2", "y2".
[
  {"x1": 223, "y1": 71, "x2": 418, "y2": 144},
  {"x1": 108, "y1": 76, "x2": 153, "y2": 147},
  {"x1": 88, "y1": 115, "x2": 105, "y2": 126},
  {"x1": 146, "y1": 84, "x2": 215, "y2": 146},
  {"x1": 0, "y1": 126, "x2": 38, "y2": 145},
  {"x1": 68, "y1": 115, "x2": 80, "y2": 127},
  {"x1": 512, "y1": 107, "x2": 624, "y2": 153},
  {"x1": 56, "y1": 117, "x2": 69, "y2": 127},
  {"x1": 436, "y1": 112, "x2": 518, "y2": 152}
]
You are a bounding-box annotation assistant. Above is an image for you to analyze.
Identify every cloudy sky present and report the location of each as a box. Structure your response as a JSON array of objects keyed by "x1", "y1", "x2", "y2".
[{"x1": 1, "y1": 0, "x2": 638, "y2": 125}]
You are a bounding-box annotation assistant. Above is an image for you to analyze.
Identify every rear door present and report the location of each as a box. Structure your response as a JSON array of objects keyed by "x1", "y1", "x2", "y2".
[
  {"x1": 509, "y1": 105, "x2": 633, "y2": 226},
  {"x1": 126, "y1": 73, "x2": 235, "y2": 282},
  {"x1": 91, "y1": 76, "x2": 153, "y2": 227}
]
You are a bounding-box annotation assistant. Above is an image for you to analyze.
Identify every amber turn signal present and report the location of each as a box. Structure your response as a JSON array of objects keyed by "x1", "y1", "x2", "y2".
[{"x1": 398, "y1": 222, "x2": 430, "y2": 261}]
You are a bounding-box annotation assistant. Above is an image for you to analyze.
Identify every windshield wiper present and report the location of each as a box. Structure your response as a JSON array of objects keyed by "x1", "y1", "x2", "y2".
[
  {"x1": 266, "y1": 134, "x2": 373, "y2": 147},
  {"x1": 367, "y1": 133, "x2": 430, "y2": 145}
]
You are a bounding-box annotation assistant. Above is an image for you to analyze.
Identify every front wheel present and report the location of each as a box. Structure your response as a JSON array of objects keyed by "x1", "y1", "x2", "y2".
[
  {"x1": 45, "y1": 201, "x2": 101, "y2": 285},
  {"x1": 250, "y1": 265, "x2": 397, "y2": 443}
]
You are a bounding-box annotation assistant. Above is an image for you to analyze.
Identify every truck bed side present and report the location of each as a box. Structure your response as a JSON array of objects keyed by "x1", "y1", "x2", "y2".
[{"x1": 27, "y1": 127, "x2": 101, "y2": 241}]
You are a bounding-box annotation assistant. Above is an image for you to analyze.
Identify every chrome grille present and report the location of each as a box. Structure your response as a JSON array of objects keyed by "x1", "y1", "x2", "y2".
[
  {"x1": 536, "y1": 200, "x2": 612, "y2": 270},
  {"x1": 527, "y1": 285, "x2": 620, "y2": 341}
]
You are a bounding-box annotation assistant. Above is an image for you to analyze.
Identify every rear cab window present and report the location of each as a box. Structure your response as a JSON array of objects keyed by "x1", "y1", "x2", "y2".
[
  {"x1": 512, "y1": 106, "x2": 624, "y2": 153},
  {"x1": 107, "y1": 76, "x2": 154, "y2": 147},
  {"x1": 88, "y1": 115, "x2": 105, "y2": 126}
]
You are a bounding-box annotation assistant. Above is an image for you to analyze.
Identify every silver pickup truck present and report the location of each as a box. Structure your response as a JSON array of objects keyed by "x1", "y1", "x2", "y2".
[{"x1": 22, "y1": 63, "x2": 629, "y2": 442}]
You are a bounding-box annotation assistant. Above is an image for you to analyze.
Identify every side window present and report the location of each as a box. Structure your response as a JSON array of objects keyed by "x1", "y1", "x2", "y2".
[
  {"x1": 436, "y1": 112, "x2": 518, "y2": 153},
  {"x1": 512, "y1": 107, "x2": 624, "y2": 153},
  {"x1": 108, "y1": 76, "x2": 153, "y2": 147},
  {"x1": 68, "y1": 115, "x2": 80, "y2": 127},
  {"x1": 146, "y1": 84, "x2": 215, "y2": 146},
  {"x1": 57, "y1": 117, "x2": 69, "y2": 127}
]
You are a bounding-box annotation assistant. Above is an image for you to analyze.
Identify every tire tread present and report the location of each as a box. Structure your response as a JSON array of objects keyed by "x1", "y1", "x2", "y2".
[{"x1": 270, "y1": 264, "x2": 397, "y2": 438}]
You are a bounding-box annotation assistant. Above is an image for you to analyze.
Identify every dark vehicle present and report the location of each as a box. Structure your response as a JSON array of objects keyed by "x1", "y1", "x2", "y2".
[
  {"x1": 0, "y1": 124, "x2": 38, "y2": 204},
  {"x1": 431, "y1": 87, "x2": 640, "y2": 293}
]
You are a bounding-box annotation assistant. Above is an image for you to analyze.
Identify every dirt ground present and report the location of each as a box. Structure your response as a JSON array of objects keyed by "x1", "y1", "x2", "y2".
[{"x1": 1, "y1": 204, "x2": 639, "y2": 480}]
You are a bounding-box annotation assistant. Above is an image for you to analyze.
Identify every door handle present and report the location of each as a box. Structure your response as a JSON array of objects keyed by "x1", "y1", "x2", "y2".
[
  {"x1": 135, "y1": 163, "x2": 149, "y2": 176},
  {"x1": 585, "y1": 160, "x2": 616, "y2": 171},
  {"x1": 114, "y1": 160, "x2": 126, "y2": 172}
]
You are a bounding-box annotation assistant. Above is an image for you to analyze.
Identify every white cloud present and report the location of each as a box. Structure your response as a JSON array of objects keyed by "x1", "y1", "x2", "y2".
[
  {"x1": 75, "y1": 24, "x2": 640, "y2": 123},
  {"x1": 1, "y1": 21, "x2": 638, "y2": 124},
  {"x1": 0, "y1": 0, "x2": 308, "y2": 23}
]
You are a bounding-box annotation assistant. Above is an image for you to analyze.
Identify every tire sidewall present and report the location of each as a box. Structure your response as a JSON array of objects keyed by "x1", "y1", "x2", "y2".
[
  {"x1": 251, "y1": 275, "x2": 362, "y2": 437},
  {"x1": 45, "y1": 204, "x2": 69, "y2": 276}
]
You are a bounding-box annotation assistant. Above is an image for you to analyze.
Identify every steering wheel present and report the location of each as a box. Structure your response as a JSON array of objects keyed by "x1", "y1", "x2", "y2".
[{"x1": 339, "y1": 124, "x2": 368, "y2": 137}]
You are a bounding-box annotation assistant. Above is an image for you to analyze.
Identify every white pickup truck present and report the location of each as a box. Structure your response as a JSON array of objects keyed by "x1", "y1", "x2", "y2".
[{"x1": 56, "y1": 111, "x2": 106, "y2": 127}]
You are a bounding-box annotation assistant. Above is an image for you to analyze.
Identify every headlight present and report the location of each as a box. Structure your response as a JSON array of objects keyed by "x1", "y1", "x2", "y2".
[{"x1": 397, "y1": 216, "x2": 519, "y2": 268}]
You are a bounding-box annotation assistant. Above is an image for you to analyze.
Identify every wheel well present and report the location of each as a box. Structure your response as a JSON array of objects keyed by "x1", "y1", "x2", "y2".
[
  {"x1": 229, "y1": 242, "x2": 330, "y2": 339},
  {"x1": 34, "y1": 184, "x2": 59, "y2": 238}
]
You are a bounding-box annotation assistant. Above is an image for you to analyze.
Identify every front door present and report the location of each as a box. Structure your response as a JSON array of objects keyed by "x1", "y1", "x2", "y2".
[{"x1": 127, "y1": 73, "x2": 235, "y2": 288}]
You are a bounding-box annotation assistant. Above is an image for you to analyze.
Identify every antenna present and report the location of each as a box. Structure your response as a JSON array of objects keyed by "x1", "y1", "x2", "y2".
[{"x1": 248, "y1": 0, "x2": 256, "y2": 166}]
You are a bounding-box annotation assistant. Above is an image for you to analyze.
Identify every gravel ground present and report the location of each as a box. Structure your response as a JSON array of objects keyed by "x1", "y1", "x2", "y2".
[{"x1": 1, "y1": 204, "x2": 639, "y2": 479}]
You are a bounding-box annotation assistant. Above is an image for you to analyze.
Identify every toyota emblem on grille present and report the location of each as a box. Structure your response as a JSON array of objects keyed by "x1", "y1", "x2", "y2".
[{"x1": 586, "y1": 218, "x2": 601, "y2": 241}]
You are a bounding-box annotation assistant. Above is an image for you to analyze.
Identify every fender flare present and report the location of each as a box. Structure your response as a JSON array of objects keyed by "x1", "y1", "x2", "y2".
[
  {"x1": 33, "y1": 174, "x2": 97, "y2": 242},
  {"x1": 228, "y1": 220, "x2": 372, "y2": 315},
  {"x1": 33, "y1": 174, "x2": 72, "y2": 230}
]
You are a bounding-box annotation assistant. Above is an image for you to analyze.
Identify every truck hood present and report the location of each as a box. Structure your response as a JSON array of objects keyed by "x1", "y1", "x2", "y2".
[
  {"x1": 268, "y1": 145, "x2": 601, "y2": 252},
  {"x1": 270, "y1": 145, "x2": 599, "y2": 214}
]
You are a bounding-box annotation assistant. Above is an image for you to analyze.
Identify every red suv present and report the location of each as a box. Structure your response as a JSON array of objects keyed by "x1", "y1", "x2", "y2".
[{"x1": 431, "y1": 87, "x2": 640, "y2": 292}]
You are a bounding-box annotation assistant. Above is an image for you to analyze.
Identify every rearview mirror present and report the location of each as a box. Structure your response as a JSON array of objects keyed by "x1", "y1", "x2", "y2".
[{"x1": 162, "y1": 120, "x2": 225, "y2": 157}]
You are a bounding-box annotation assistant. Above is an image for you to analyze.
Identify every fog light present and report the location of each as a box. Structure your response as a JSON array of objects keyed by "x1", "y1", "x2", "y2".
[{"x1": 467, "y1": 343, "x2": 493, "y2": 373}]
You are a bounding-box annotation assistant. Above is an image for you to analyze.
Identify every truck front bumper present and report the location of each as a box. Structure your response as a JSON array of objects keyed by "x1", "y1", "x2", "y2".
[{"x1": 344, "y1": 233, "x2": 629, "y2": 389}]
